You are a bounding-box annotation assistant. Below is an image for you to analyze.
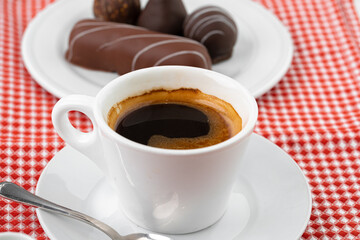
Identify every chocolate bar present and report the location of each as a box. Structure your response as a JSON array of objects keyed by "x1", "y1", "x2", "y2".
[{"x1": 66, "y1": 19, "x2": 212, "y2": 75}]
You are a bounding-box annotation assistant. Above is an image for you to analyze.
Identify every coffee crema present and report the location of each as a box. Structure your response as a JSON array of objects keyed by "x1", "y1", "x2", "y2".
[{"x1": 107, "y1": 88, "x2": 242, "y2": 149}]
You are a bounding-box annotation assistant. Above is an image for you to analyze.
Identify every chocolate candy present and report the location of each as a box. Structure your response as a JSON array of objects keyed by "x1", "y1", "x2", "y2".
[
  {"x1": 137, "y1": 0, "x2": 187, "y2": 35},
  {"x1": 184, "y1": 6, "x2": 238, "y2": 63},
  {"x1": 65, "y1": 19, "x2": 212, "y2": 75},
  {"x1": 93, "y1": 0, "x2": 140, "y2": 24}
]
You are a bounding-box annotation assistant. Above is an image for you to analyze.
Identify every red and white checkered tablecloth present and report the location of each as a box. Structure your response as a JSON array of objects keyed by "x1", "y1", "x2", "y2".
[{"x1": 1, "y1": 0, "x2": 360, "y2": 239}]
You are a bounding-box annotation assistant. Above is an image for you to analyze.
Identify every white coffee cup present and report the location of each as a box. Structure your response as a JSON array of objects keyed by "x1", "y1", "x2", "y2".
[{"x1": 52, "y1": 66, "x2": 258, "y2": 234}]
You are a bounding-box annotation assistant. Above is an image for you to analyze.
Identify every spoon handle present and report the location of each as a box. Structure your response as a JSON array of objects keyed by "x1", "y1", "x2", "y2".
[{"x1": 0, "y1": 182, "x2": 124, "y2": 240}]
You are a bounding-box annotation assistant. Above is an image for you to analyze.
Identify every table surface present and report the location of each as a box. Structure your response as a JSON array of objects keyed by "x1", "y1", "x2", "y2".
[{"x1": 1, "y1": 0, "x2": 360, "y2": 239}]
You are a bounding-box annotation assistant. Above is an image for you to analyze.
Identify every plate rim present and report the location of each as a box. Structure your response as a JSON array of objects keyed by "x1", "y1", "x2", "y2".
[
  {"x1": 35, "y1": 133, "x2": 312, "y2": 240},
  {"x1": 21, "y1": 0, "x2": 293, "y2": 99},
  {"x1": 21, "y1": 0, "x2": 71, "y2": 98},
  {"x1": 245, "y1": 1, "x2": 294, "y2": 98}
]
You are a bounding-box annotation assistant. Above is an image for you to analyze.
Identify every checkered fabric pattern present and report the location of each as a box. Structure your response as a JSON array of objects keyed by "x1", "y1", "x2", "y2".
[{"x1": 0, "y1": 0, "x2": 359, "y2": 239}]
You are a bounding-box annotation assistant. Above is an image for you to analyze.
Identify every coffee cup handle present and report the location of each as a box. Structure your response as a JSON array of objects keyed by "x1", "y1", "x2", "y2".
[{"x1": 52, "y1": 95, "x2": 106, "y2": 173}]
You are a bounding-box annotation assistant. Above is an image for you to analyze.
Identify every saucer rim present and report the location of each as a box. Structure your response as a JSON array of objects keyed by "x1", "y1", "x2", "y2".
[
  {"x1": 35, "y1": 133, "x2": 312, "y2": 240},
  {"x1": 0, "y1": 232, "x2": 35, "y2": 240},
  {"x1": 257, "y1": 134, "x2": 312, "y2": 239}
]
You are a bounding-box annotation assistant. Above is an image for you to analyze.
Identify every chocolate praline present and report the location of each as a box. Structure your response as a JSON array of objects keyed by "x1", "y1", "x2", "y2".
[
  {"x1": 137, "y1": 0, "x2": 187, "y2": 36},
  {"x1": 93, "y1": 0, "x2": 141, "y2": 24},
  {"x1": 65, "y1": 19, "x2": 212, "y2": 75},
  {"x1": 184, "y1": 6, "x2": 238, "y2": 63}
]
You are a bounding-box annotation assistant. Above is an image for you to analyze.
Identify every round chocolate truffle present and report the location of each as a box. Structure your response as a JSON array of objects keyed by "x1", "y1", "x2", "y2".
[
  {"x1": 93, "y1": 0, "x2": 141, "y2": 24},
  {"x1": 184, "y1": 6, "x2": 238, "y2": 63},
  {"x1": 137, "y1": 0, "x2": 187, "y2": 36}
]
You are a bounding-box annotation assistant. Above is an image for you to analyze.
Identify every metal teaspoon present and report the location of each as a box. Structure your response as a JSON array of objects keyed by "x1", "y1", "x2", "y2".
[{"x1": 0, "y1": 182, "x2": 171, "y2": 240}]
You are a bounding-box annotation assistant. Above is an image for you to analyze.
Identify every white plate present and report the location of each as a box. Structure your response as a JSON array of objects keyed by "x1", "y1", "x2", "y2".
[
  {"x1": 22, "y1": 0, "x2": 293, "y2": 98},
  {"x1": 36, "y1": 134, "x2": 311, "y2": 240}
]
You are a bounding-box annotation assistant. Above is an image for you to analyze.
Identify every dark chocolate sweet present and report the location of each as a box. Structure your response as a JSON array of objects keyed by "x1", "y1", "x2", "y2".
[
  {"x1": 137, "y1": 0, "x2": 187, "y2": 35},
  {"x1": 65, "y1": 19, "x2": 212, "y2": 75},
  {"x1": 183, "y1": 6, "x2": 238, "y2": 63},
  {"x1": 93, "y1": 0, "x2": 140, "y2": 24}
]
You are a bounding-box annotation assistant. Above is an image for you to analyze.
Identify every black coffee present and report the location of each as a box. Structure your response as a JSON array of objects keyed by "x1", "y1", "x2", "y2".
[
  {"x1": 116, "y1": 104, "x2": 210, "y2": 145},
  {"x1": 107, "y1": 88, "x2": 242, "y2": 149}
]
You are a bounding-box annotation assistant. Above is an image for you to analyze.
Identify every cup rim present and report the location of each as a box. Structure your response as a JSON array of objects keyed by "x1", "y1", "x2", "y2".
[{"x1": 93, "y1": 66, "x2": 258, "y2": 156}]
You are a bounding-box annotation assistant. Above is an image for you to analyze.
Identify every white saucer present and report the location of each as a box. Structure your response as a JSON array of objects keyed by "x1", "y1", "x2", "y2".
[
  {"x1": 22, "y1": 0, "x2": 293, "y2": 98},
  {"x1": 355, "y1": 0, "x2": 360, "y2": 19},
  {"x1": 0, "y1": 232, "x2": 35, "y2": 240},
  {"x1": 36, "y1": 134, "x2": 311, "y2": 240}
]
